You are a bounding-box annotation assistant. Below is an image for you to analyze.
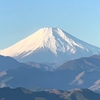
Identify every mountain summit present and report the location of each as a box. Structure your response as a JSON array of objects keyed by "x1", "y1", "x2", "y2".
[{"x1": 0, "y1": 27, "x2": 100, "y2": 63}]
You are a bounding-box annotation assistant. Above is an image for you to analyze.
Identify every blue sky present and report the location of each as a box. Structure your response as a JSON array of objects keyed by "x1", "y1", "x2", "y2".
[{"x1": 0, "y1": 0, "x2": 100, "y2": 49}]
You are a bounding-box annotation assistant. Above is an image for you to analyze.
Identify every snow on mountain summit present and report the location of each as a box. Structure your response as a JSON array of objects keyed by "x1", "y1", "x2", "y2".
[{"x1": 0, "y1": 27, "x2": 100, "y2": 63}]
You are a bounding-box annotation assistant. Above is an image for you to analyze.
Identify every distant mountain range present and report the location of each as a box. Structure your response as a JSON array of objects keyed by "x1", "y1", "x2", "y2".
[
  {"x1": 0, "y1": 27, "x2": 100, "y2": 96},
  {"x1": 0, "y1": 87, "x2": 100, "y2": 100},
  {"x1": 0, "y1": 27, "x2": 100, "y2": 63},
  {"x1": 0, "y1": 55, "x2": 100, "y2": 93},
  {"x1": 26, "y1": 61, "x2": 54, "y2": 71},
  {"x1": 0, "y1": 55, "x2": 53, "y2": 72}
]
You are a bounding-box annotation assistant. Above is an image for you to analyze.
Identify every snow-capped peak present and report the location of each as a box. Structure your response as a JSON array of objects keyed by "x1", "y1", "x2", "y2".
[{"x1": 0, "y1": 27, "x2": 100, "y2": 63}]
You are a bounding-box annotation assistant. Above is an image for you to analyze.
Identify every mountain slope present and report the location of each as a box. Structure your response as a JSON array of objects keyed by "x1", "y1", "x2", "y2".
[
  {"x1": 0, "y1": 54, "x2": 53, "y2": 73},
  {"x1": 57, "y1": 55, "x2": 100, "y2": 91},
  {"x1": 0, "y1": 55, "x2": 20, "y2": 72},
  {"x1": 1, "y1": 55, "x2": 100, "y2": 91},
  {"x1": 58, "y1": 54, "x2": 100, "y2": 71},
  {"x1": 0, "y1": 87, "x2": 100, "y2": 100},
  {"x1": 0, "y1": 28, "x2": 100, "y2": 63}
]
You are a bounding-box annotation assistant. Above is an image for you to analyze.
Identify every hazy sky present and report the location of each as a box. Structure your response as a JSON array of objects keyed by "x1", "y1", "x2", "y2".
[{"x1": 0, "y1": 0, "x2": 100, "y2": 49}]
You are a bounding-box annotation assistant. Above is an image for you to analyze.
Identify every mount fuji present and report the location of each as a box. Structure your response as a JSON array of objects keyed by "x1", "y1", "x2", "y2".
[{"x1": 0, "y1": 27, "x2": 100, "y2": 63}]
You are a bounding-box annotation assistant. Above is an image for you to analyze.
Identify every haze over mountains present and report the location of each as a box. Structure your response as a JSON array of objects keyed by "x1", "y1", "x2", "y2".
[
  {"x1": 1, "y1": 54, "x2": 100, "y2": 93},
  {"x1": 0, "y1": 27, "x2": 100, "y2": 63},
  {"x1": 0, "y1": 27, "x2": 100, "y2": 100}
]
